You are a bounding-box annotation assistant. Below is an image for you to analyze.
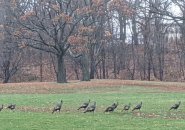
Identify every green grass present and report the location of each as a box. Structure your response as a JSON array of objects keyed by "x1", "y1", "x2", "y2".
[{"x1": 1, "y1": 85, "x2": 185, "y2": 130}]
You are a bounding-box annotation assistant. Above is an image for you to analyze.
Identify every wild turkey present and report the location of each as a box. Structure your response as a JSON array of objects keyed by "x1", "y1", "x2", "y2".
[
  {"x1": 78, "y1": 99, "x2": 90, "y2": 110},
  {"x1": 122, "y1": 103, "x2": 131, "y2": 112},
  {"x1": 52, "y1": 100, "x2": 63, "y2": 114},
  {"x1": 104, "y1": 102, "x2": 118, "y2": 112},
  {"x1": 84, "y1": 102, "x2": 96, "y2": 113},
  {"x1": 0, "y1": 104, "x2": 3, "y2": 111},
  {"x1": 104, "y1": 105, "x2": 115, "y2": 113},
  {"x1": 170, "y1": 101, "x2": 181, "y2": 110},
  {"x1": 112, "y1": 102, "x2": 118, "y2": 110},
  {"x1": 7, "y1": 104, "x2": 16, "y2": 110},
  {"x1": 132, "y1": 102, "x2": 142, "y2": 111}
]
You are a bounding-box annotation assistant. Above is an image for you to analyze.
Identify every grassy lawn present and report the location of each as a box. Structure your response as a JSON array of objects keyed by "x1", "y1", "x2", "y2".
[{"x1": 0, "y1": 83, "x2": 185, "y2": 130}]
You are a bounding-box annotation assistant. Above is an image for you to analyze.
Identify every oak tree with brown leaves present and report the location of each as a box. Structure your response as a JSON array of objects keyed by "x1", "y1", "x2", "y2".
[{"x1": 8, "y1": 0, "x2": 107, "y2": 83}]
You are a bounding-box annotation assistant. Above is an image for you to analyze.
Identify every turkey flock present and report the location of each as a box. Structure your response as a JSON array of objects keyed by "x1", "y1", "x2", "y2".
[
  {"x1": 53, "y1": 100, "x2": 181, "y2": 114},
  {"x1": 0, "y1": 100, "x2": 181, "y2": 114}
]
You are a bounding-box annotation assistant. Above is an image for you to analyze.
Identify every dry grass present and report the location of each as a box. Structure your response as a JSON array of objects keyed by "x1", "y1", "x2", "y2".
[{"x1": 0, "y1": 79, "x2": 185, "y2": 94}]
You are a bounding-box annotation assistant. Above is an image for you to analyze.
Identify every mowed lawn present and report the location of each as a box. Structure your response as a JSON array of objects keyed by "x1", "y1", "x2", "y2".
[{"x1": 0, "y1": 80, "x2": 185, "y2": 130}]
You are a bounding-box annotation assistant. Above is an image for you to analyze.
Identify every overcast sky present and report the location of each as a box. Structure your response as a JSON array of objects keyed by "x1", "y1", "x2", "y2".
[{"x1": 171, "y1": 3, "x2": 181, "y2": 16}]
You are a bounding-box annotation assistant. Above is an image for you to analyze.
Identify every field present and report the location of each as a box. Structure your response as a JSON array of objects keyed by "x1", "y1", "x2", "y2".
[{"x1": 1, "y1": 79, "x2": 185, "y2": 130}]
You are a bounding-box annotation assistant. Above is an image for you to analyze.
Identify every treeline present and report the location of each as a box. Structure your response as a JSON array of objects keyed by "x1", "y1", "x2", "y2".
[{"x1": 0, "y1": 0, "x2": 185, "y2": 83}]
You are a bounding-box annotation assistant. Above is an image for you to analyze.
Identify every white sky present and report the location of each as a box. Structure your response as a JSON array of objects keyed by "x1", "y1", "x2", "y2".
[{"x1": 171, "y1": 3, "x2": 182, "y2": 17}]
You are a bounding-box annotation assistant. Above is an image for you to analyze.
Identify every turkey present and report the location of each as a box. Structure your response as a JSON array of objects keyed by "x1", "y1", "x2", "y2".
[
  {"x1": 122, "y1": 103, "x2": 131, "y2": 112},
  {"x1": 170, "y1": 101, "x2": 181, "y2": 110},
  {"x1": 52, "y1": 100, "x2": 63, "y2": 114},
  {"x1": 0, "y1": 104, "x2": 3, "y2": 111},
  {"x1": 132, "y1": 102, "x2": 142, "y2": 111},
  {"x1": 104, "y1": 102, "x2": 118, "y2": 113},
  {"x1": 112, "y1": 102, "x2": 118, "y2": 110},
  {"x1": 84, "y1": 102, "x2": 96, "y2": 113},
  {"x1": 104, "y1": 105, "x2": 115, "y2": 113},
  {"x1": 7, "y1": 104, "x2": 16, "y2": 110},
  {"x1": 78, "y1": 99, "x2": 90, "y2": 110}
]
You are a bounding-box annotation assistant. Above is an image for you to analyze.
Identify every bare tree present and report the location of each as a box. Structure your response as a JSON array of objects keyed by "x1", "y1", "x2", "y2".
[{"x1": 0, "y1": 0, "x2": 24, "y2": 83}]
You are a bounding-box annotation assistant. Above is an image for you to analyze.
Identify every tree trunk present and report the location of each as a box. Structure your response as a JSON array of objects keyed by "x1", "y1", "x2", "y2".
[
  {"x1": 113, "y1": 53, "x2": 117, "y2": 79},
  {"x1": 81, "y1": 54, "x2": 90, "y2": 81},
  {"x1": 39, "y1": 50, "x2": 43, "y2": 82},
  {"x1": 3, "y1": 60, "x2": 10, "y2": 83},
  {"x1": 90, "y1": 48, "x2": 95, "y2": 79},
  {"x1": 74, "y1": 66, "x2": 79, "y2": 80},
  {"x1": 147, "y1": 54, "x2": 151, "y2": 81},
  {"x1": 132, "y1": 0, "x2": 139, "y2": 45},
  {"x1": 101, "y1": 47, "x2": 106, "y2": 79},
  {"x1": 119, "y1": 14, "x2": 126, "y2": 70},
  {"x1": 57, "y1": 55, "x2": 67, "y2": 83},
  {"x1": 3, "y1": 70, "x2": 10, "y2": 83}
]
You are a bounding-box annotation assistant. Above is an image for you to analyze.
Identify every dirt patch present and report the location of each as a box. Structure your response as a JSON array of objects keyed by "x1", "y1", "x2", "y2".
[
  {"x1": 0, "y1": 79, "x2": 185, "y2": 94},
  {"x1": 132, "y1": 112, "x2": 185, "y2": 120}
]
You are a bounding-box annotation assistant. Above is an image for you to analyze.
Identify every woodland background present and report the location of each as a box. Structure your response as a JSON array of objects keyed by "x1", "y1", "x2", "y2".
[{"x1": 0, "y1": 0, "x2": 184, "y2": 83}]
